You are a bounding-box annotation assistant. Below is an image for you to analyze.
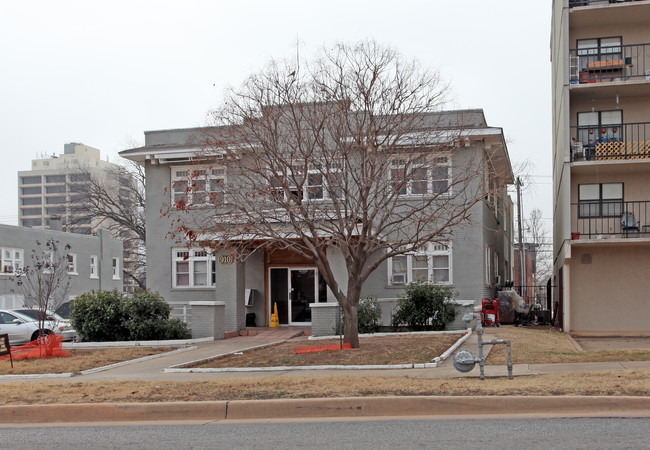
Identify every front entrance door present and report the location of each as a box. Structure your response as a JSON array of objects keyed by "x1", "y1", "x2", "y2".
[{"x1": 269, "y1": 268, "x2": 316, "y2": 325}]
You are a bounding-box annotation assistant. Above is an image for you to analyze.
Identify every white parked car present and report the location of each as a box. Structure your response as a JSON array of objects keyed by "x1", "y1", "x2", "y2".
[
  {"x1": 0, "y1": 309, "x2": 75, "y2": 347},
  {"x1": 10, "y1": 308, "x2": 78, "y2": 342}
]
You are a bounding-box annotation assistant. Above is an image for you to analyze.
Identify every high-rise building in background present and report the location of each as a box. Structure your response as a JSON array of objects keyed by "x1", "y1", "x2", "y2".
[
  {"x1": 18, "y1": 143, "x2": 116, "y2": 233},
  {"x1": 17, "y1": 142, "x2": 141, "y2": 292}
]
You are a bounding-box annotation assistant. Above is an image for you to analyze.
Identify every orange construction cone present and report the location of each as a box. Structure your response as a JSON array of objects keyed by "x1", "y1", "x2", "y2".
[{"x1": 270, "y1": 302, "x2": 280, "y2": 327}]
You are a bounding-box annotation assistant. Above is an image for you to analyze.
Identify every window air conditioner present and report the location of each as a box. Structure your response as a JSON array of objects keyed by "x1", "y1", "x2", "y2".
[
  {"x1": 392, "y1": 274, "x2": 406, "y2": 284},
  {"x1": 495, "y1": 275, "x2": 502, "y2": 287}
]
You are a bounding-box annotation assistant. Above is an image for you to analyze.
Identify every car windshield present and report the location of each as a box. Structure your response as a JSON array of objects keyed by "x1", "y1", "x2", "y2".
[
  {"x1": 7, "y1": 310, "x2": 37, "y2": 323},
  {"x1": 13, "y1": 309, "x2": 61, "y2": 322}
]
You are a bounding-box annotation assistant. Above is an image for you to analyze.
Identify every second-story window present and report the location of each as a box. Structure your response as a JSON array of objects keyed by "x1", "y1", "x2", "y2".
[
  {"x1": 67, "y1": 253, "x2": 77, "y2": 275},
  {"x1": 171, "y1": 165, "x2": 226, "y2": 207},
  {"x1": 390, "y1": 155, "x2": 451, "y2": 196},
  {"x1": 112, "y1": 257, "x2": 121, "y2": 280},
  {"x1": 1, "y1": 248, "x2": 24, "y2": 274},
  {"x1": 270, "y1": 161, "x2": 343, "y2": 202},
  {"x1": 90, "y1": 255, "x2": 98, "y2": 279}
]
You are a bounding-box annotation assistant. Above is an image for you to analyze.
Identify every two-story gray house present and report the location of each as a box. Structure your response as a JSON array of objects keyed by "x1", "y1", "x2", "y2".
[{"x1": 121, "y1": 108, "x2": 513, "y2": 337}]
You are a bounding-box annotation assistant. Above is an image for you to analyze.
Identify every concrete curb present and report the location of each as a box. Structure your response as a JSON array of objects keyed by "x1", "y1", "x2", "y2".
[
  {"x1": 165, "y1": 362, "x2": 437, "y2": 373},
  {"x1": 63, "y1": 337, "x2": 214, "y2": 349},
  {"x1": 0, "y1": 373, "x2": 73, "y2": 380},
  {"x1": 434, "y1": 328, "x2": 471, "y2": 364},
  {"x1": 1, "y1": 396, "x2": 649, "y2": 424},
  {"x1": 308, "y1": 330, "x2": 466, "y2": 341}
]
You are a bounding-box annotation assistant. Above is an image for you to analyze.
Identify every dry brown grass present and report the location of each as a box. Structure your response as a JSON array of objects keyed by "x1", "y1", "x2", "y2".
[
  {"x1": 0, "y1": 348, "x2": 176, "y2": 375},
  {"x1": 0, "y1": 369, "x2": 648, "y2": 405},
  {"x1": 485, "y1": 327, "x2": 650, "y2": 364},
  {"x1": 189, "y1": 334, "x2": 460, "y2": 368}
]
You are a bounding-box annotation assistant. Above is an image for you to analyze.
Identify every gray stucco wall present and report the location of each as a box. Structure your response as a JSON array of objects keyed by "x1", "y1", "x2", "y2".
[{"x1": 0, "y1": 224, "x2": 123, "y2": 309}]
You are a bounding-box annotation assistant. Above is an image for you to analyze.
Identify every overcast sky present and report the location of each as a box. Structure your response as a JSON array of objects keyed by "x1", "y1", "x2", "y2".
[{"x1": 0, "y1": 0, "x2": 552, "y2": 236}]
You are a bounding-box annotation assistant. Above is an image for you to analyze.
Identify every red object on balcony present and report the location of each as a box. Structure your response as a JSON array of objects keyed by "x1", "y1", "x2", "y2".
[{"x1": 571, "y1": 232, "x2": 580, "y2": 240}]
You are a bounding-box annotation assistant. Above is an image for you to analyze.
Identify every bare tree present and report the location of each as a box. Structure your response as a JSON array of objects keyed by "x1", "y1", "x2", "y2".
[
  {"x1": 165, "y1": 41, "x2": 501, "y2": 347},
  {"x1": 11, "y1": 239, "x2": 71, "y2": 341},
  {"x1": 69, "y1": 159, "x2": 146, "y2": 289},
  {"x1": 525, "y1": 208, "x2": 552, "y2": 287}
]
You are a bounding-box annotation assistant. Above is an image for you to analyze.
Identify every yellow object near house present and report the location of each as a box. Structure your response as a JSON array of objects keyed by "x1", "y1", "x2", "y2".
[{"x1": 270, "y1": 302, "x2": 280, "y2": 327}]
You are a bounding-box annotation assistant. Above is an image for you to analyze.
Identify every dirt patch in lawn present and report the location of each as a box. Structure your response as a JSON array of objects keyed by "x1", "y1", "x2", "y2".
[
  {"x1": 188, "y1": 334, "x2": 461, "y2": 368},
  {"x1": 0, "y1": 368, "x2": 649, "y2": 405},
  {"x1": 485, "y1": 326, "x2": 650, "y2": 365},
  {"x1": 0, "y1": 348, "x2": 177, "y2": 375}
]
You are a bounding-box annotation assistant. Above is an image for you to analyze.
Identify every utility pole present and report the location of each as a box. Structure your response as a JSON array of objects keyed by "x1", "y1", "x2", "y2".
[{"x1": 516, "y1": 177, "x2": 525, "y2": 297}]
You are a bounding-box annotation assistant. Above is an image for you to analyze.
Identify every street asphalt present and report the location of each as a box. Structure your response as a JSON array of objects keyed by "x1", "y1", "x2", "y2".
[{"x1": 1, "y1": 327, "x2": 649, "y2": 423}]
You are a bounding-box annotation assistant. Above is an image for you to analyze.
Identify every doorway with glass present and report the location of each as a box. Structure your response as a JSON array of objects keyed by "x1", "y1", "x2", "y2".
[{"x1": 269, "y1": 267, "x2": 326, "y2": 325}]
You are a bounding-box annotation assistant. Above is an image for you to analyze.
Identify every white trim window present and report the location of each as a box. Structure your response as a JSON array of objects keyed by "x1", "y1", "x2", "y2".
[
  {"x1": 391, "y1": 155, "x2": 451, "y2": 197},
  {"x1": 271, "y1": 161, "x2": 343, "y2": 202},
  {"x1": 171, "y1": 165, "x2": 226, "y2": 207},
  {"x1": 67, "y1": 253, "x2": 77, "y2": 275},
  {"x1": 388, "y1": 243, "x2": 452, "y2": 285},
  {"x1": 89, "y1": 255, "x2": 99, "y2": 279},
  {"x1": 112, "y1": 257, "x2": 120, "y2": 280},
  {"x1": 1, "y1": 248, "x2": 24, "y2": 274},
  {"x1": 172, "y1": 249, "x2": 216, "y2": 288},
  {"x1": 485, "y1": 245, "x2": 493, "y2": 285}
]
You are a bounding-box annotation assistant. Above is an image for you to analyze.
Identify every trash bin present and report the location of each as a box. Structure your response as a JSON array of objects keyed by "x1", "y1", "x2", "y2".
[{"x1": 246, "y1": 312, "x2": 256, "y2": 327}]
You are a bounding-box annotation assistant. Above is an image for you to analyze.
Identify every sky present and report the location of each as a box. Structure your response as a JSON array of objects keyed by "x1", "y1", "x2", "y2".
[{"x1": 0, "y1": 0, "x2": 553, "y2": 239}]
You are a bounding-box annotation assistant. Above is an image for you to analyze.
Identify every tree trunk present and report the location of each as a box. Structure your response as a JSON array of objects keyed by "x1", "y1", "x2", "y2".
[
  {"x1": 342, "y1": 301, "x2": 359, "y2": 348},
  {"x1": 341, "y1": 284, "x2": 362, "y2": 348}
]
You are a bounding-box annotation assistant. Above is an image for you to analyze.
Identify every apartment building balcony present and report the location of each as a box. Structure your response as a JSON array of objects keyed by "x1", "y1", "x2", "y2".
[
  {"x1": 570, "y1": 122, "x2": 650, "y2": 161},
  {"x1": 571, "y1": 200, "x2": 650, "y2": 239},
  {"x1": 570, "y1": 0, "x2": 644, "y2": 7},
  {"x1": 570, "y1": 43, "x2": 650, "y2": 87}
]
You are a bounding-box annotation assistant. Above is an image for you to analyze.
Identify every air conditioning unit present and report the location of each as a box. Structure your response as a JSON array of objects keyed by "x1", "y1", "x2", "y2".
[
  {"x1": 495, "y1": 275, "x2": 502, "y2": 287},
  {"x1": 392, "y1": 274, "x2": 406, "y2": 285}
]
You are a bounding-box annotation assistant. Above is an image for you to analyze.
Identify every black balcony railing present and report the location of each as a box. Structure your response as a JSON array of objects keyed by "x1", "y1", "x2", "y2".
[
  {"x1": 570, "y1": 121, "x2": 650, "y2": 161},
  {"x1": 570, "y1": 0, "x2": 644, "y2": 7},
  {"x1": 572, "y1": 200, "x2": 650, "y2": 238},
  {"x1": 570, "y1": 43, "x2": 650, "y2": 84}
]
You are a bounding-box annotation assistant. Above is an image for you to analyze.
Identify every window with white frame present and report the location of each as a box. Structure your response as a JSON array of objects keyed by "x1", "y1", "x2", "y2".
[
  {"x1": 89, "y1": 255, "x2": 98, "y2": 279},
  {"x1": 1, "y1": 248, "x2": 24, "y2": 274},
  {"x1": 390, "y1": 155, "x2": 450, "y2": 196},
  {"x1": 112, "y1": 257, "x2": 120, "y2": 280},
  {"x1": 270, "y1": 160, "x2": 343, "y2": 202},
  {"x1": 388, "y1": 243, "x2": 452, "y2": 285},
  {"x1": 67, "y1": 253, "x2": 77, "y2": 274},
  {"x1": 171, "y1": 165, "x2": 226, "y2": 207},
  {"x1": 172, "y1": 249, "x2": 216, "y2": 288}
]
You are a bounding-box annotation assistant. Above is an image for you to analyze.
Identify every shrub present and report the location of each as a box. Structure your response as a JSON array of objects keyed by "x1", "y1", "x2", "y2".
[
  {"x1": 391, "y1": 281, "x2": 457, "y2": 331},
  {"x1": 71, "y1": 289, "x2": 128, "y2": 342},
  {"x1": 337, "y1": 295, "x2": 383, "y2": 334},
  {"x1": 71, "y1": 289, "x2": 189, "y2": 341}
]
